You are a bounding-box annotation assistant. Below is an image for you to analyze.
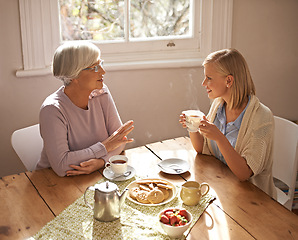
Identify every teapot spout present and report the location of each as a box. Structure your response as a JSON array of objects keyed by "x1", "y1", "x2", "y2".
[{"x1": 119, "y1": 188, "x2": 129, "y2": 206}]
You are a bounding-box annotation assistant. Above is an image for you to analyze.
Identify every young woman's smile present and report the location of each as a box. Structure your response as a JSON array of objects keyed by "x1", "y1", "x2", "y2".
[{"x1": 202, "y1": 63, "x2": 230, "y2": 100}]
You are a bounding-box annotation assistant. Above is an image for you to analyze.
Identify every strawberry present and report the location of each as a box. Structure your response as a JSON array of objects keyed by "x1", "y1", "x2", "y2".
[
  {"x1": 164, "y1": 210, "x2": 174, "y2": 217},
  {"x1": 160, "y1": 215, "x2": 169, "y2": 224},
  {"x1": 170, "y1": 215, "x2": 179, "y2": 226},
  {"x1": 178, "y1": 209, "x2": 188, "y2": 219},
  {"x1": 179, "y1": 219, "x2": 187, "y2": 226}
]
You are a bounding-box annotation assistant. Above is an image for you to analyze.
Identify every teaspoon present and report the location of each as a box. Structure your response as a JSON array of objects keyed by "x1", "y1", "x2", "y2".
[{"x1": 111, "y1": 171, "x2": 131, "y2": 180}]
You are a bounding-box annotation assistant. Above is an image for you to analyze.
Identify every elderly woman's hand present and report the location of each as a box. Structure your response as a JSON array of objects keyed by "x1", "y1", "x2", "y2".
[
  {"x1": 103, "y1": 120, "x2": 134, "y2": 153},
  {"x1": 67, "y1": 158, "x2": 105, "y2": 176}
]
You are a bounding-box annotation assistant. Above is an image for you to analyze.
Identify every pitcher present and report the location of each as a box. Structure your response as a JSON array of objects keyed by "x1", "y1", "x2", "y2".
[{"x1": 180, "y1": 181, "x2": 210, "y2": 206}]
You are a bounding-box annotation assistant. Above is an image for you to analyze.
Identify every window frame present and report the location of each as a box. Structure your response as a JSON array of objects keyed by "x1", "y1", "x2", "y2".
[{"x1": 17, "y1": 0, "x2": 233, "y2": 77}]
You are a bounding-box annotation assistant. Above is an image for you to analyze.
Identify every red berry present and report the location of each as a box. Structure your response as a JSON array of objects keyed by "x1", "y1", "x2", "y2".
[
  {"x1": 160, "y1": 215, "x2": 169, "y2": 224},
  {"x1": 164, "y1": 210, "x2": 174, "y2": 217},
  {"x1": 178, "y1": 209, "x2": 188, "y2": 219},
  {"x1": 170, "y1": 215, "x2": 179, "y2": 225},
  {"x1": 179, "y1": 220, "x2": 187, "y2": 226}
]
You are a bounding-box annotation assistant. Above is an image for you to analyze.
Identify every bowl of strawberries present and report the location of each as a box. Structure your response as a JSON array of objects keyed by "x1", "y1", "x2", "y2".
[{"x1": 159, "y1": 208, "x2": 192, "y2": 238}]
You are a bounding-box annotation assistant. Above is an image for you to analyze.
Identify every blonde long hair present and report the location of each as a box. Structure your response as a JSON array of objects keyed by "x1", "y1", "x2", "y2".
[{"x1": 203, "y1": 48, "x2": 255, "y2": 109}]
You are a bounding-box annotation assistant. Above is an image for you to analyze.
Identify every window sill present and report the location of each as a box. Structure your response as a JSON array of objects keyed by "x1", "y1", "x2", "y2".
[
  {"x1": 106, "y1": 58, "x2": 204, "y2": 71},
  {"x1": 16, "y1": 58, "x2": 203, "y2": 77},
  {"x1": 16, "y1": 67, "x2": 52, "y2": 78}
]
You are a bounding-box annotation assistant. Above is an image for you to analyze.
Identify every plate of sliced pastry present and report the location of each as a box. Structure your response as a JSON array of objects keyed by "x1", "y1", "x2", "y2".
[{"x1": 126, "y1": 178, "x2": 177, "y2": 206}]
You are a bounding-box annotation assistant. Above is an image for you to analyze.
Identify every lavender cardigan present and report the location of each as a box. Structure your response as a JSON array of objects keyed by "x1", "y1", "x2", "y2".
[{"x1": 36, "y1": 84, "x2": 124, "y2": 176}]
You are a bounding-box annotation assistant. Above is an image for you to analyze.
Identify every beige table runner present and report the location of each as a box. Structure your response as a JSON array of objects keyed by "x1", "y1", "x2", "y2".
[{"x1": 32, "y1": 177, "x2": 215, "y2": 240}]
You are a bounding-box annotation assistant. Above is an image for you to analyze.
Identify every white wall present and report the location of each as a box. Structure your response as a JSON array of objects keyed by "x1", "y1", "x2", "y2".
[
  {"x1": 1, "y1": 0, "x2": 297, "y2": 177},
  {"x1": 232, "y1": 0, "x2": 298, "y2": 120}
]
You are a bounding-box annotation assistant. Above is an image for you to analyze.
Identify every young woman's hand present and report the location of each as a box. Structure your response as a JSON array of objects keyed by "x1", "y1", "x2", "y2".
[
  {"x1": 103, "y1": 120, "x2": 134, "y2": 153},
  {"x1": 198, "y1": 116, "x2": 224, "y2": 141},
  {"x1": 179, "y1": 114, "x2": 187, "y2": 128},
  {"x1": 67, "y1": 158, "x2": 105, "y2": 176}
]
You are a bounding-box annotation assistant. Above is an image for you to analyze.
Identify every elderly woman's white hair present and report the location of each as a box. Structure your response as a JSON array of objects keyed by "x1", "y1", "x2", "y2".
[{"x1": 52, "y1": 41, "x2": 101, "y2": 86}]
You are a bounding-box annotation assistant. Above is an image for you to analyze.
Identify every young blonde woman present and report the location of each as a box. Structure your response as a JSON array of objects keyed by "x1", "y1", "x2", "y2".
[
  {"x1": 37, "y1": 41, "x2": 134, "y2": 177},
  {"x1": 180, "y1": 48, "x2": 276, "y2": 199}
]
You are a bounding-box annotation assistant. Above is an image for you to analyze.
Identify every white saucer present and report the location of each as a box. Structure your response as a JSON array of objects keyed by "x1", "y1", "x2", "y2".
[
  {"x1": 103, "y1": 165, "x2": 136, "y2": 181},
  {"x1": 158, "y1": 158, "x2": 190, "y2": 174}
]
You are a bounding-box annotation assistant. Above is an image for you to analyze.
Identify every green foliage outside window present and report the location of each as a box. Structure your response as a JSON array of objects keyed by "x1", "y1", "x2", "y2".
[{"x1": 59, "y1": 0, "x2": 190, "y2": 41}]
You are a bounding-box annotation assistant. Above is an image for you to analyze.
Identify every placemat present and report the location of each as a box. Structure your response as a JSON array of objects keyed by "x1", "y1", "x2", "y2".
[{"x1": 31, "y1": 177, "x2": 215, "y2": 240}]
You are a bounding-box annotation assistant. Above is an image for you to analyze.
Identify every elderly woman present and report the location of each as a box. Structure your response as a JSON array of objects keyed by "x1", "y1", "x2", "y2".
[
  {"x1": 180, "y1": 48, "x2": 276, "y2": 199},
  {"x1": 36, "y1": 41, "x2": 134, "y2": 177}
]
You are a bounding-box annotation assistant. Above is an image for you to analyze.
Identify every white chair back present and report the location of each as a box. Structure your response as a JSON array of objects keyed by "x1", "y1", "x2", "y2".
[
  {"x1": 272, "y1": 116, "x2": 298, "y2": 210},
  {"x1": 11, "y1": 124, "x2": 43, "y2": 171}
]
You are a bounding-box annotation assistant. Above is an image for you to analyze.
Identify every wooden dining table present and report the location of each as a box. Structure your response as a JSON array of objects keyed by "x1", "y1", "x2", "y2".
[{"x1": 1, "y1": 137, "x2": 298, "y2": 240}]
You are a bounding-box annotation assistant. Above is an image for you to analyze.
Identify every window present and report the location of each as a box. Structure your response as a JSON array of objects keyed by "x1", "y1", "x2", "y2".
[
  {"x1": 59, "y1": 0, "x2": 196, "y2": 50},
  {"x1": 59, "y1": 0, "x2": 192, "y2": 41},
  {"x1": 17, "y1": 0, "x2": 233, "y2": 77}
]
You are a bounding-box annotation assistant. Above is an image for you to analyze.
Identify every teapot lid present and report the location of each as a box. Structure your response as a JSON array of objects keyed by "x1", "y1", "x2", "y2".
[{"x1": 95, "y1": 181, "x2": 118, "y2": 193}]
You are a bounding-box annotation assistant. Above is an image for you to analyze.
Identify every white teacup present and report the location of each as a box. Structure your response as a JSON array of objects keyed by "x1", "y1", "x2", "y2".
[
  {"x1": 105, "y1": 155, "x2": 128, "y2": 175},
  {"x1": 182, "y1": 110, "x2": 205, "y2": 132}
]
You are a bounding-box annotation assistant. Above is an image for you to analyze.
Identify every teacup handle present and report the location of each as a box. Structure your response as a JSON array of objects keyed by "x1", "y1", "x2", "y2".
[
  {"x1": 200, "y1": 183, "x2": 210, "y2": 197},
  {"x1": 105, "y1": 162, "x2": 114, "y2": 172},
  {"x1": 84, "y1": 186, "x2": 94, "y2": 210},
  {"x1": 105, "y1": 162, "x2": 111, "y2": 168}
]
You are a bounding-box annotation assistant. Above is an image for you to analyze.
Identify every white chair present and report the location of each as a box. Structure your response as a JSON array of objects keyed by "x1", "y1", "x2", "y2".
[
  {"x1": 272, "y1": 116, "x2": 298, "y2": 210},
  {"x1": 11, "y1": 124, "x2": 43, "y2": 171}
]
